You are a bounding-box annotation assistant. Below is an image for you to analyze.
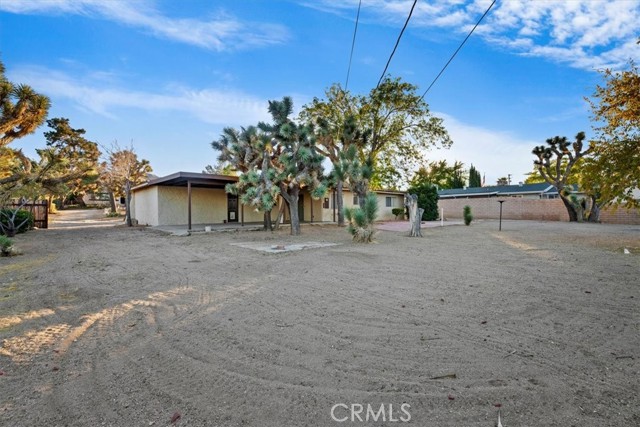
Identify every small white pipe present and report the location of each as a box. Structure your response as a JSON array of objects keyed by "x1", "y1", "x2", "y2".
[{"x1": 441, "y1": 208, "x2": 444, "y2": 226}]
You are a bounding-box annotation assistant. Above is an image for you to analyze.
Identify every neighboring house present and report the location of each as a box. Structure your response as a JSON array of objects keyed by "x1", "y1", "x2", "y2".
[
  {"x1": 130, "y1": 171, "x2": 405, "y2": 228},
  {"x1": 82, "y1": 191, "x2": 112, "y2": 207},
  {"x1": 438, "y1": 183, "x2": 574, "y2": 200}
]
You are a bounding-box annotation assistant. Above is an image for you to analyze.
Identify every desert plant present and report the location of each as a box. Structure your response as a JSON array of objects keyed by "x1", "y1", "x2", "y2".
[
  {"x1": 0, "y1": 235, "x2": 14, "y2": 256},
  {"x1": 463, "y1": 205, "x2": 473, "y2": 226},
  {"x1": 391, "y1": 207, "x2": 405, "y2": 220},
  {"x1": 344, "y1": 192, "x2": 378, "y2": 243},
  {"x1": 0, "y1": 208, "x2": 35, "y2": 236}
]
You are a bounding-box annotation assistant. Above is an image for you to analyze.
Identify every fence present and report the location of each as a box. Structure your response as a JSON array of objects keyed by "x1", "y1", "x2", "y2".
[
  {"x1": 9, "y1": 201, "x2": 49, "y2": 229},
  {"x1": 438, "y1": 197, "x2": 640, "y2": 225}
]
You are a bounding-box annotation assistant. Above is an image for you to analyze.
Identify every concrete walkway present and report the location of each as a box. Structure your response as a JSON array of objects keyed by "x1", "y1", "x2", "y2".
[{"x1": 49, "y1": 209, "x2": 123, "y2": 229}]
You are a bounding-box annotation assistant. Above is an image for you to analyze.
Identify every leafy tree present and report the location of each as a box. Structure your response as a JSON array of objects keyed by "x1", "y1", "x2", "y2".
[
  {"x1": 496, "y1": 177, "x2": 509, "y2": 186},
  {"x1": 585, "y1": 61, "x2": 640, "y2": 208},
  {"x1": 406, "y1": 180, "x2": 439, "y2": 220},
  {"x1": 39, "y1": 118, "x2": 101, "y2": 206},
  {"x1": 468, "y1": 164, "x2": 482, "y2": 187},
  {"x1": 101, "y1": 145, "x2": 152, "y2": 225},
  {"x1": 410, "y1": 160, "x2": 466, "y2": 190},
  {"x1": 344, "y1": 192, "x2": 378, "y2": 243},
  {"x1": 363, "y1": 77, "x2": 452, "y2": 188},
  {"x1": 532, "y1": 132, "x2": 592, "y2": 222},
  {"x1": 203, "y1": 161, "x2": 237, "y2": 176},
  {"x1": 301, "y1": 86, "x2": 368, "y2": 223},
  {"x1": 301, "y1": 77, "x2": 451, "y2": 209}
]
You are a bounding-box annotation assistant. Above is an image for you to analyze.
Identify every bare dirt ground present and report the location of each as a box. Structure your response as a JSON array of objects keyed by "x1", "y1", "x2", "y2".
[{"x1": 1, "y1": 211, "x2": 638, "y2": 427}]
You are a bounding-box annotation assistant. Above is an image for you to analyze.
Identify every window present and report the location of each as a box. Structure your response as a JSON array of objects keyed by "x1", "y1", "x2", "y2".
[
  {"x1": 323, "y1": 198, "x2": 329, "y2": 209},
  {"x1": 353, "y1": 195, "x2": 359, "y2": 205},
  {"x1": 385, "y1": 196, "x2": 394, "y2": 207}
]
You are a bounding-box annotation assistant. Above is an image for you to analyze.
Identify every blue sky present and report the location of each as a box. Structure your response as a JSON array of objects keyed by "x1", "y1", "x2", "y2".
[{"x1": 1, "y1": 0, "x2": 639, "y2": 187}]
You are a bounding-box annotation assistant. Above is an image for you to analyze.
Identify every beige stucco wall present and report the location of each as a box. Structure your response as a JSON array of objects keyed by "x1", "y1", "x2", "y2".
[
  {"x1": 132, "y1": 186, "x2": 159, "y2": 226},
  {"x1": 156, "y1": 187, "x2": 229, "y2": 225},
  {"x1": 134, "y1": 185, "x2": 407, "y2": 226},
  {"x1": 317, "y1": 189, "x2": 404, "y2": 222}
]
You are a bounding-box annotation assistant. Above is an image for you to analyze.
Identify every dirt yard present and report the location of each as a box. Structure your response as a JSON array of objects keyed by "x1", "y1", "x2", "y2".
[{"x1": 1, "y1": 211, "x2": 638, "y2": 427}]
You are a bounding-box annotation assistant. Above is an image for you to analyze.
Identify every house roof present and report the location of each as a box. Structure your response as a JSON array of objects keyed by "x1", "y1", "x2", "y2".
[
  {"x1": 132, "y1": 171, "x2": 238, "y2": 191},
  {"x1": 438, "y1": 183, "x2": 557, "y2": 199}
]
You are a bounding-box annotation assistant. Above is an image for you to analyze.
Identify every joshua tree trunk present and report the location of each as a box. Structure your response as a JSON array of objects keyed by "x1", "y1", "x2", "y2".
[
  {"x1": 125, "y1": 180, "x2": 133, "y2": 227},
  {"x1": 586, "y1": 195, "x2": 601, "y2": 223},
  {"x1": 336, "y1": 180, "x2": 345, "y2": 226},
  {"x1": 560, "y1": 194, "x2": 581, "y2": 222},
  {"x1": 264, "y1": 210, "x2": 272, "y2": 231},
  {"x1": 108, "y1": 191, "x2": 117, "y2": 214},
  {"x1": 405, "y1": 194, "x2": 423, "y2": 237},
  {"x1": 273, "y1": 199, "x2": 286, "y2": 231},
  {"x1": 280, "y1": 185, "x2": 301, "y2": 235}
]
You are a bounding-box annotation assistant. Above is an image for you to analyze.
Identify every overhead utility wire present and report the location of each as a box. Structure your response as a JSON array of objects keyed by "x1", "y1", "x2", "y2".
[
  {"x1": 376, "y1": 0, "x2": 418, "y2": 88},
  {"x1": 345, "y1": 0, "x2": 363, "y2": 91},
  {"x1": 420, "y1": 0, "x2": 497, "y2": 100}
]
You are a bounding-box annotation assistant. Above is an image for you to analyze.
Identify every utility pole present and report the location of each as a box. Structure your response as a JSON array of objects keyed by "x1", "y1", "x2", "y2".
[{"x1": 507, "y1": 174, "x2": 512, "y2": 185}]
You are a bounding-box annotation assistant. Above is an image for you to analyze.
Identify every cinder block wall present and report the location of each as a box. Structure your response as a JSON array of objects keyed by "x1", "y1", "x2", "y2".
[
  {"x1": 599, "y1": 206, "x2": 640, "y2": 224},
  {"x1": 439, "y1": 198, "x2": 569, "y2": 221},
  {"x1": 438, "y1": 198, "x2": 640, "y2": 224}
]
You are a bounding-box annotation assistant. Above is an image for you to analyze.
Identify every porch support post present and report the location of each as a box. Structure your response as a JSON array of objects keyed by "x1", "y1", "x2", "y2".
[
  {"x1": 241, "y1": 203, "x2": 245, "y2": 226},
  {"x1": 187, "y1": 180, "x2": 192, "y2": 232},
  {"x1": 310, "y1": 196, "x2": 314, "y2": 223},
  {"x1": 332, "y1": 189, "x2": 336, "y2": 222}
]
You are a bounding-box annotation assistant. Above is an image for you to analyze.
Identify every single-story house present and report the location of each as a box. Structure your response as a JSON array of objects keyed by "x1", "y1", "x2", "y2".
[
  {"x1": 438, "y1": 183, "x2": 571, "y2": 199},
  {"x1": 130, "y1": 171, "x2": 405, "y2": 228}
]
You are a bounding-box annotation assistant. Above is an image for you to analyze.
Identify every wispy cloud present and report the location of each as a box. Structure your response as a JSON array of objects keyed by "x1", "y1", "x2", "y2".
[
  {"x1": 428, "y1": 113, "x2": 538, "y2": 184},
  {"x1": 302, "y1": 0, "x2": 640, "y2": 70},
  {"x1": 0, "y1": 0, "x2": 289, "y2": 51},
  {"x1": 10, "y1": 66, "x2": 273, "y2": 126}
]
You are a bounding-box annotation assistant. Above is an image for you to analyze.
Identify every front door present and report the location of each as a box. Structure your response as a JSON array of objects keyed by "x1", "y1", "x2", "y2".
[{"x1": 227, "y1": 194, "x2": 238, "y2": 222}]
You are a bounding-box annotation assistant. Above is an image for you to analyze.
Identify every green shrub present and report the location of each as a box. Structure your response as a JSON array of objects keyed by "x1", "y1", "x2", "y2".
[
  {"x1": 345, "y1": 192, "x2": 379, "y2": 243},
  {"x1": 463, "y1": 205, "x2": 473, "y2": 226},
  {"x1": 0, "y1": 209, "x2": 35, "y2": 236},
  {"x1": 391, "y1": 207, "x2": 405, "y2": 219},
  {"x1": 0, "y1": 235, "x2": 13, "y2": 256},
  {"x1": 406, "y1": 182, "x2": 439, "y2": 220}
]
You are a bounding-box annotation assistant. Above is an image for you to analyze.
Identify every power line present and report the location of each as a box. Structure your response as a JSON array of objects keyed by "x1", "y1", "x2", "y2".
[
  {"x1": 376, "y1": 0, "x2": 418, "y2": 88},
  {"x1": 345, "y1": 0, "x2": 363, "y2": 91},
  {"x1": 420, "y1": 0, "x2": 497, "y2": 100}
]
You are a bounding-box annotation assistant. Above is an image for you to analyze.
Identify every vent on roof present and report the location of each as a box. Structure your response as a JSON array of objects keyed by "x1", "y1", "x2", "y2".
[{"x1": 519, "y1": 182, "x2": 523, "y2": 186}]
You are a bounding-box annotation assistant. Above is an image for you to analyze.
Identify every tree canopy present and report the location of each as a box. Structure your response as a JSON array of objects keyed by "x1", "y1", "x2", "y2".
[
  {"x1": 585, "y1": 61, "x2": 640, "y2": 207},
  {"x1": 101, "y1": 146, "x2": 152, "y2": 225},
  {"x1": 301, "y1": 76, "x2": 452, "y2": 193},
  {"x1": 410, "y1": 160, "x2": 466, "y2": 190},
  {"x1": 0, "y1": 61, "x2": 50, "y2": 147},
  {"x1": 214, "y1": 97, "x2": 326, "y2": 235},
  {"x1": 468, "y1": 164, "x2": 482, "y2": 188}
]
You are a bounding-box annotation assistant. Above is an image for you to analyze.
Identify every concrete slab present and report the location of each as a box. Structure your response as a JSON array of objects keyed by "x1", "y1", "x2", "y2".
[{"x1": 230, "y1": 241, "x2": 339, "y2": 253}]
